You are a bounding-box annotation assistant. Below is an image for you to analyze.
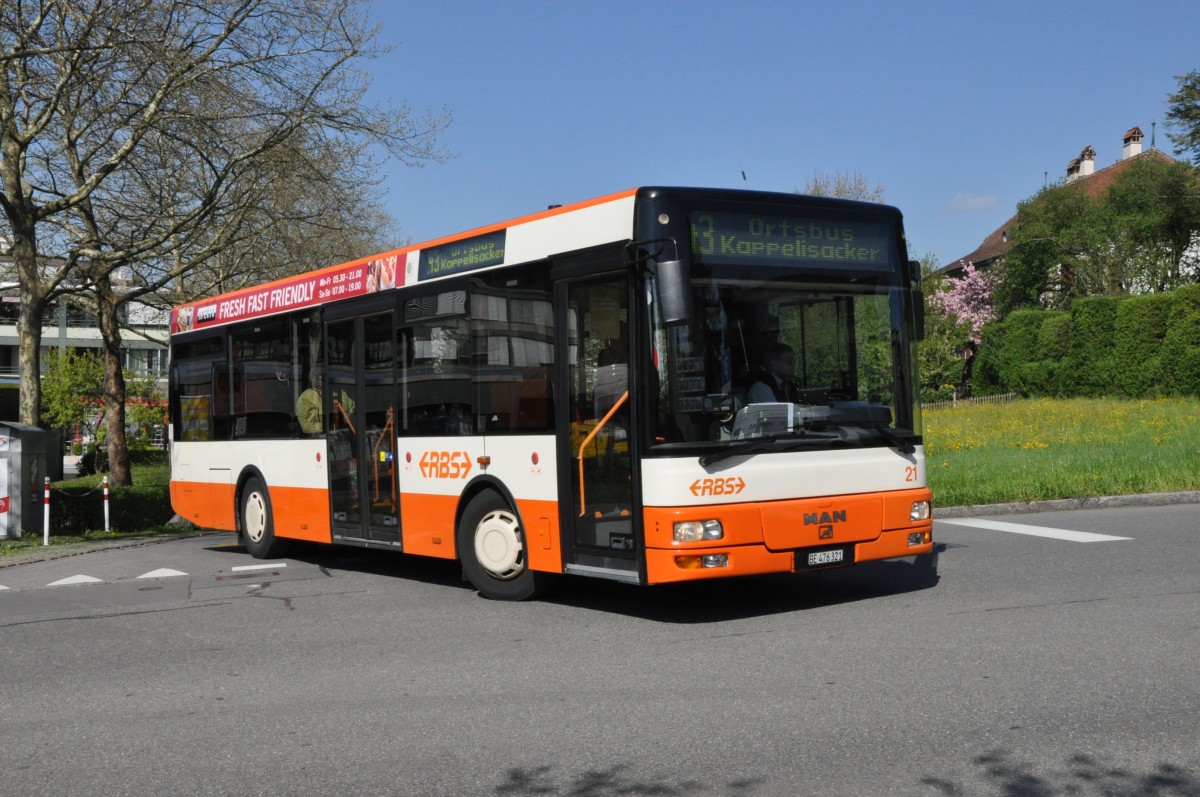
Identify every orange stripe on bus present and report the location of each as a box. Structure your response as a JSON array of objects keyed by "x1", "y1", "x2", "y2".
[
  {"x1": 171, "y1": 480, "x2": 236, "y2": 531},
  {"x1": 644, "y1": 545, "x2": 794, "y2": 584},
  {"x1": 416, "y1": 188, "x2": 638, "y2": 252},
  {"x1": 643, "y1": 488, "x2": 933, "y2": 551},
  {"x1": 171, "y1": 479, "x2": 331, "y2": 543},
  {"x1": 642, "y1": 488, "x2": 934, "y2": 584},
  {"x1": 513, "y1": 498, "x2": 561, "y2": 574},
  {"x1": 269, "y1": 485, "x2": 332, "y2": 543},
  {"x1": 399, "y1": 493, "x2": 459, "y2": 559},
  {"x1": 643, "y1": 526, "x2": 933, "y2": 585},
  {"x1": 399, "y1": 493, "x2": 563, "y2": 572}
]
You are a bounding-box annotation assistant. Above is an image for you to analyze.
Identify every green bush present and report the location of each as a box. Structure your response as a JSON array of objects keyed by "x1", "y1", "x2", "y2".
[
  {"x1": 1039, "y1": 312, "x2": 1072, "y2": 395},
  {"x1": 972, "y1": 322, "x2": 1004, "y2": 395},
  {"x1": 1163, "y1": 285, "x2": 1200, "y2": 395},
  {"x1": 1066, "y1": 296, "x2": 1119, "y2": 397},
  {"x1": 974, "y1": 287, "x2": 1200, "y2": 399},
  {"x1": 50, "y1": 450, "x2": 171, "y2": 533},
  {"x1": 1113, "y1": 294, "x2": 1172, "y2": 397},
  {"x1": 975, "y1": 310, "x2": 1057, "y2": 396}
]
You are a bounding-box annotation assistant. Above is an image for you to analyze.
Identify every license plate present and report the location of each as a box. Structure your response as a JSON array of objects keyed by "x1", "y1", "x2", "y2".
[{"x1": 807, "y1": 549, "x2": 844, "y2": 566}]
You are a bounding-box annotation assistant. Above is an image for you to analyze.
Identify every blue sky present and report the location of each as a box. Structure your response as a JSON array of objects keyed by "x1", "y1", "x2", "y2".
[{"x1": 363, "y1": 0, "x2": 1198, "y2": 267}]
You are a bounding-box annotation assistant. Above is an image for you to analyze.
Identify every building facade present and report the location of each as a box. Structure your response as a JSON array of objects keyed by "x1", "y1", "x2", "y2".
[{"x1": 0, "y1": 258, "x2": 168, "y2": 388}]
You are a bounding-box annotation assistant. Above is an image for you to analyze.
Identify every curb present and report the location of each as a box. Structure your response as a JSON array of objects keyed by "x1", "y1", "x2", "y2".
[
  {"x1": 934, "y1": 490, "x2": 1200, "y2": 519},
  {"x1": 0, "y1": 529, "x2": 218, "y2": 569}
]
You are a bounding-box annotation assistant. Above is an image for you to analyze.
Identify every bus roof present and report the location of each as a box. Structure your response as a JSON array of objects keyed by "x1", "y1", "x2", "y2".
[
  {"x1": 169, "y1": 186, "x2": 904, "y2": 336},
  {"x1": 170, "y1": 187, "x2": 641, "y2": 335}
]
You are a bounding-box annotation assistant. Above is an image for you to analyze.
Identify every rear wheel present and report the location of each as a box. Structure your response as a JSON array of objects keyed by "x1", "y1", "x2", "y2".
[
  {"x1": 457, "y1": 491, "x2": 546, "y2": 600},
  {"x1": 240, "y1": 476, "x2": 289, "y2": 559}
]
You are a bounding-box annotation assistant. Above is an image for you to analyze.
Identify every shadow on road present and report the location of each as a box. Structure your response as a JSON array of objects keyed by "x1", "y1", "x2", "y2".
[
  {"x1": 488, "y1": 751, "x2": 1199, "y2": 796},
  {"x1": 494, "y1": 764, "x2": 761, "y2": 796},
  {"x1": 230, "y1": 538, "x2": 944, "y2": 623},
  {"x1": 541, "y1": 548, "x2": 941, "y2": 623},
  {"x1": 922, "y1": 750, "x2": 1200, "y2": 797}
]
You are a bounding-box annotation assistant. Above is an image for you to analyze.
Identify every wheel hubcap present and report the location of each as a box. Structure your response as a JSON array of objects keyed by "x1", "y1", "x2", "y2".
[
  {"x1": 473, "y1": 509, "x2": 524, "y2": 580},
  {"x1": 245, "y1": 492, "x2": 267, "y2": 543}
]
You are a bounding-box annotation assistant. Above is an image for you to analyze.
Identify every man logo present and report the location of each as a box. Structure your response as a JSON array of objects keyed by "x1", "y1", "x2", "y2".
[
  {"x1": 806, "y1": 510, "x2": 845, "y2": 540},
  {"x1": 803, "y1": 510, "x2": 847, "y2": 525}
]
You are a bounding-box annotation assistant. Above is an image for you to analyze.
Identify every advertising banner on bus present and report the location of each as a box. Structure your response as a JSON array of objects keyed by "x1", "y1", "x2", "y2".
[{"x1": 171, "y1": 253, "x2": 403, "y2": 334}]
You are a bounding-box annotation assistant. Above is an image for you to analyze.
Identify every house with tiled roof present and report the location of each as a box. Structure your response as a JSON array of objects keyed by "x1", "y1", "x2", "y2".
[{"x1": 943, "y1": 126, "x2": 1181, "y2": 278}]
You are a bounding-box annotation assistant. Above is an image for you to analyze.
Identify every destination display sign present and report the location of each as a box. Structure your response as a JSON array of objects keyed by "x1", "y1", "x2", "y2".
[
  {"x1": 418, "y1": 230, "x2": 506, "y2": 280},
  {"x1": 171, "y1": 252, "x2": 403, "y2": 334},
  {"x1": 689, "y1": 211, "x2": 893, "y2": 270}
]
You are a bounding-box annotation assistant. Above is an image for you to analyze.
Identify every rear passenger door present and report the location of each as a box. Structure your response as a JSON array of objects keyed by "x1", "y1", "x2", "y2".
[{"x1": 326, "y1": 306, "x2": 400, "y2": 545}]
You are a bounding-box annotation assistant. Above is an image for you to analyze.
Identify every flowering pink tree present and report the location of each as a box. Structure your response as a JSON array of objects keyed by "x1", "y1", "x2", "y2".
[
  {"x1": 925, "y1": 261, "x2": 997, "y2": 396},
  {"x1": 930, "y1": 261, "x2": 997, "y2": 348}
]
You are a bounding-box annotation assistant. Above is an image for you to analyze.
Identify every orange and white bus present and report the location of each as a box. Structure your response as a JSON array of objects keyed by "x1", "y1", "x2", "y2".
[{"x1": 168, "y1": 187, "x2": 933, "y2": 599}]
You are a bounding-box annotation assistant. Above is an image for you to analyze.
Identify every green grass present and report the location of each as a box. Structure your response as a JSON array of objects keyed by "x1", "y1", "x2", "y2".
[{"x1": 925, "y1": 397, "x2": 1200, "y2": 507}]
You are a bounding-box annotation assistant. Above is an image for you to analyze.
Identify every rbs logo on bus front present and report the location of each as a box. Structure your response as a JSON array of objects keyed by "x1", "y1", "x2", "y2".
[{"x1": 419, "y1": 451, "x2": 472, "y2": 480}]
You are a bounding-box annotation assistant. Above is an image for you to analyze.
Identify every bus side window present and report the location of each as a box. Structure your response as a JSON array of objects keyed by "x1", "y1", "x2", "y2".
[
  {"x1": 404, "y1": 315, "x2": 474, "y2": 436},
  {"x1": 471, "y1": 267, "x2": 555, "y2": 433},
  {"x1": 230, "y1": 318, "x2": 294, "y2": 439}
]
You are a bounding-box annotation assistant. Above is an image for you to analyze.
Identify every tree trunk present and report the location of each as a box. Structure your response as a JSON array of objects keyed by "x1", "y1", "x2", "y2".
[
  {"x1": 11, "y1": 227, "x2": 47, "y2": 427},
  {"x1": 97, "y1": 277, "x2": 132, "y2": 487}
]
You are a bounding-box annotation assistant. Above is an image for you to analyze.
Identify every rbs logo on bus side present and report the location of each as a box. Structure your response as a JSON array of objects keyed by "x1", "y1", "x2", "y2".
[
  {"x1": 690, "y1": 476, "x2": 746, "y2": 497},
  {"x1": 419, "y1": 451, "x2": 472, "y2": 480}
]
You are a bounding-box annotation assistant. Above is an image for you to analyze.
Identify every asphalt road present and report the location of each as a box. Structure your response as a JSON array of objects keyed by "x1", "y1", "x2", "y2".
[{"x1": 1, "y1": 503, "x2": 1197, "y2": 796}]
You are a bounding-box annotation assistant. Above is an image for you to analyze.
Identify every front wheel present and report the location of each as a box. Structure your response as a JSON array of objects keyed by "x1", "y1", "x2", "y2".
[
  {"x1": 240, "y1": 476, "x2": 289, "y2": 559},
  {"x1": 457, "y1": 491, "x2": 547, "y2": 600}
]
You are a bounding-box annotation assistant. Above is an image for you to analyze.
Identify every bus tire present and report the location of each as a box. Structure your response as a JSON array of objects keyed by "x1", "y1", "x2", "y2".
[
  {"x1": 457, "y1": 491, "x2": 544, "y2": 601},
  {"x1": 240, "y1": 476, "x2": 289, "y2": 559}
]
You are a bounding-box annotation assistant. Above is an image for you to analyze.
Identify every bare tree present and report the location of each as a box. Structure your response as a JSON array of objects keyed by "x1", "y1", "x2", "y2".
[
  {"x1": 798, "y1": 171, "x2": 885, "y2": 203},
  {"x1": 86, "y1": 130, "x2": 404, "y2": 485},
  {"x1": 1, "y1": 0, "x2": 447, "y2": 483}
]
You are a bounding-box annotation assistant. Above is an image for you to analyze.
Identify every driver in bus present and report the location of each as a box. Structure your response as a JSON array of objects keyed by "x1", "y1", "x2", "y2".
[{"x1": 748, "y1": 343, "x2": 800, "y2": 404}]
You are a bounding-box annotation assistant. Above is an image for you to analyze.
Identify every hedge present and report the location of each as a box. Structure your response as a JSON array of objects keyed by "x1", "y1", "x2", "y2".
[
  {"x1": 974, "y1": 286, "x2": 1200, "y2": 398},
  {"x1": 49, "y1": 449, "x2": 173, "y2": 534}
]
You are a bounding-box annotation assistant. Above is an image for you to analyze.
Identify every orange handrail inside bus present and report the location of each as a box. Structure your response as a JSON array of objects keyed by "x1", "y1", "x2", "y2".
[
  {"x1": 576, "y1": 390, "x2": 629, "y2": 517},
  {"x1": 372, "y1": 407, "x2": 395, "y2": 506},
  {"x1": 333, "y1": 399, "x2": 356, "y2": 435}
]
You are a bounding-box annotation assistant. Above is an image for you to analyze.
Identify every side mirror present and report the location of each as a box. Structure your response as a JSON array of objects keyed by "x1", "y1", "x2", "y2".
[
  {"x1": 656, "y1": 257, "x2": 693, "y2": 326},
  {"x1": 907, "y1": 261, "x2": 925, "y2": 341},
  {"x1": 912, "y1": 286, "x2": 926, "y2": 341}
]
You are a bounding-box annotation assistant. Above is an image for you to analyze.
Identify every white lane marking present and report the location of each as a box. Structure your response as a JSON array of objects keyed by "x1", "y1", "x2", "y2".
[
  {"x1": 47, "y1": 574, "x2": 104, "y2": 586},
  {"x1": 231, "y1": 563, "x2": 288, "y2": 572},
  {"x1": 0, "y1": 584, "x2": 9, "y2": 590},
  {"x1": 138, "y1": 568, "x2": 188, "y2": 579},
  {"x1": 938, "y1": 518, "x2": 1132, "y2": 542}
]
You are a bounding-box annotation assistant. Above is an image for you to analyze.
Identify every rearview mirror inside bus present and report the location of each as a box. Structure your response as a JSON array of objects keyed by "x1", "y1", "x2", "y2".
[{"x1": 656, "y1": 257, "x2": 693, "y2": 326}]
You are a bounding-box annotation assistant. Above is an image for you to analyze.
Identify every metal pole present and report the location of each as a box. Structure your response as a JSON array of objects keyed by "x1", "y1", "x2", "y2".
[
  {"x1": 43, "y1": 477, "x2": 50, "y2": 546},
  {"x1": 103, "y1": 475, "x2": 110, "y2": 533}
]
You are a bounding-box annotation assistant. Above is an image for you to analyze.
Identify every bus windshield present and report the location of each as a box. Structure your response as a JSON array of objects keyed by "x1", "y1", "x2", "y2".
[{"x1": 648, "y1": 216, "x2": 920, "y2": 457}]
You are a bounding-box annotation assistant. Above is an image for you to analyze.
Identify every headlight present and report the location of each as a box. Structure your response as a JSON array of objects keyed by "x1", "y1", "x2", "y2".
[
  {"x1": 673, "y1": 519, "x2": 724, "y2": 542},
  {"x1": 910, "y1": 501, "x2": 931, "y2": 522}
]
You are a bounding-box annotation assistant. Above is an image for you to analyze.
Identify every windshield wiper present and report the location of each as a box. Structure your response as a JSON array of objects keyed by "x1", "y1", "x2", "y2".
[
  {"x1": 869, "y1": 424, "x2": 915, "y2": 455},
  {"x1": 699, "y1": 430, "x2": 843, "y2": 467}
]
